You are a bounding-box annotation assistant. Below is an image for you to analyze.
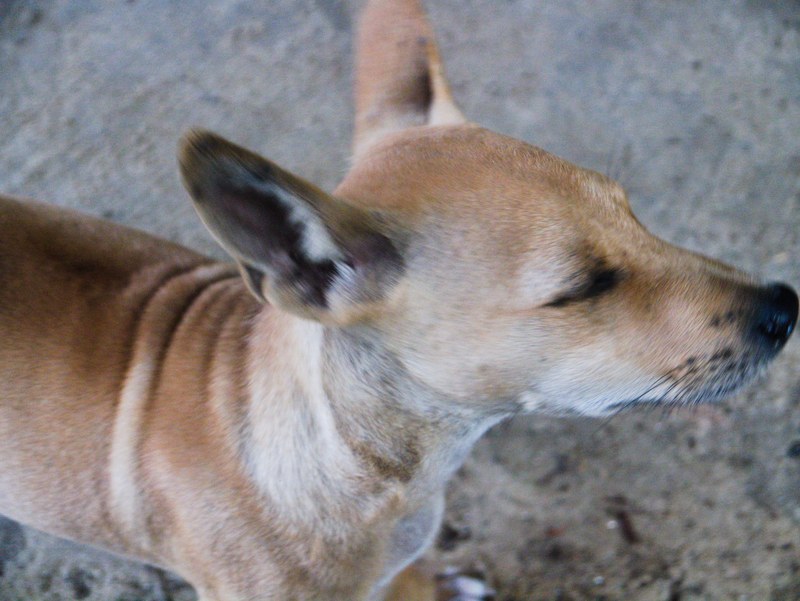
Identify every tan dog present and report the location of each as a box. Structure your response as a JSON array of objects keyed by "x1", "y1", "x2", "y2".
[{"x1": 0, "y1": 0, "x2": 796, "y2": 599}]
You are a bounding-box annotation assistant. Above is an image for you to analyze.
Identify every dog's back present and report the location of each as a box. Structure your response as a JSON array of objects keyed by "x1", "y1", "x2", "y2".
[{"x1": 0, "y1": 196, "x2": 243, "y2": 559}]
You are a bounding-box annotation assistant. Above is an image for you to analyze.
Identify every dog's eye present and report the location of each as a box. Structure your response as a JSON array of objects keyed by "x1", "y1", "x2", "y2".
[
  {"x1": 544, "y1": 267, "x2": 622, "y2": 308},
  {"x1": 582, "y1": 268, "x2": 621, "y2": 298}
]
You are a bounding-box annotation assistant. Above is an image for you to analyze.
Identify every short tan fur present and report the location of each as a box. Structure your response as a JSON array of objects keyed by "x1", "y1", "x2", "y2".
[{"x1": 0, "y1": 1, "x2": 796, "y2": 599}]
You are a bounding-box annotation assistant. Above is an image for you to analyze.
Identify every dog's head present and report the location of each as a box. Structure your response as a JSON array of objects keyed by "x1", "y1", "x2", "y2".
[
  {"x1": 179, "y1": 124, "x2": 796, "y2": 417},
  {"x1": 179, "y1": 0, "x2": 795, "y2": 418}
]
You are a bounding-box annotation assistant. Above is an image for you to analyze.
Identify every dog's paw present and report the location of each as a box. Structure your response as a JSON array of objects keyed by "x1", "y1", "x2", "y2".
[{"x1": 435, "y1": 567, "x2": 495, "y2": 601}]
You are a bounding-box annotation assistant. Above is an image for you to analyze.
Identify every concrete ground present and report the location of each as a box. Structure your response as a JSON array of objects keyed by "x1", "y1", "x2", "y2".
[{"x1": 1, "y1": 0, "x2": 799, "y2": 599}]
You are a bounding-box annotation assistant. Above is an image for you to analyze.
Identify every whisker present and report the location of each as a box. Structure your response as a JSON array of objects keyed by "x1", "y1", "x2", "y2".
[
  {"x1": 590, "y1": 349, "x2": 768, "y2": 427},
  {"x1": 588, "y1": 373, "x2": 674, "y2": 436}
]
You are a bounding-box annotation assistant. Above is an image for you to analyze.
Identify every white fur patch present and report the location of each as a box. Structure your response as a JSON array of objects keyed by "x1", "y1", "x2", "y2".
[
  {"x1": 524, "y1": 352, "x2": 659, "y2": 416},
  {"x1": 437, "y1": 567, "x2": 496, "y2": 600},
  {"x1": 251, "y1": 178, "x2": 344, "y2": 264},
  {"x1": 109, "y1": 356, "x2": 155, "y2": 548},
  {"x1": 244, "y1": 315, "x2": 361, "y2": 526}
]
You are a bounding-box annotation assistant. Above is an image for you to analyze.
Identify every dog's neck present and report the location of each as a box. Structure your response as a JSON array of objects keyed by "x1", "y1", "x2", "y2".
[{"x1": 241, "y1": 307, "x2": 507, "y2": 530}]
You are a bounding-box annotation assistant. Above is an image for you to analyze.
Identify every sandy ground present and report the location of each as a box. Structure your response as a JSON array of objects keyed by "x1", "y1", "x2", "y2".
[{"x1": 1, "y1": 0, "x2": 799, "y2": 599}]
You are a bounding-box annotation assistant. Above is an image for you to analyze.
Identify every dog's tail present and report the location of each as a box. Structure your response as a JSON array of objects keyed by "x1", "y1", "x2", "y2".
[{"x1": 353, "y1": 0, "x2": 465, "y2": 160}]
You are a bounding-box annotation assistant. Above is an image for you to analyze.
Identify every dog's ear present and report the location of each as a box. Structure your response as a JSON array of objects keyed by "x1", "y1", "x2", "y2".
[
  {"x1": 179, "y1": 130, "x2": 402, "y2": 323},
  {"x1": 353, "y1": 0, "x2": 465, "y2": 160}
]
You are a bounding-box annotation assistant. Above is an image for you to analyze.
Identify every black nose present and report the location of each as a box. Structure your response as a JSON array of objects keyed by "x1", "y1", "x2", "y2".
[{"x1": 755, "y1": 282, "x2": 798, "y2": 351}]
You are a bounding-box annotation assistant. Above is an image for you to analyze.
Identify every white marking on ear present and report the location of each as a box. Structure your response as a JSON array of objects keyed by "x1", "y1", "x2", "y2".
[
  {"x1": 426, "y1": 48, "x2": 466, "y2": 126},
  {"x1": 198, "y1": 154, "x2": 345, "y2": 270},
  {"x1": 250, "y1": 178, "x2": 345, "y2": 265},
  {"x1": 428, "y1": 100, "x2": 466, "y2": 126}
]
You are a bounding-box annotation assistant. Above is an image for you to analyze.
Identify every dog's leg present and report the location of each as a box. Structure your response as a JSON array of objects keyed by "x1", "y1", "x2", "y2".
[
  {"x1": 384, "y1": 564, "x2": 495, "y2": 601},
  {"x1": 353, "y1": 0, "x2": 464, "y2": 159},
  {"x1": 383, "y1": 564, "x2": 436, "y2": 601}
]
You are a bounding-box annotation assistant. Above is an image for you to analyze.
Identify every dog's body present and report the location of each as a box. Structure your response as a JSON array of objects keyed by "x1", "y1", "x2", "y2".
[{"x1": 0, "y1": 1, "x2": 796, "y2": 600}]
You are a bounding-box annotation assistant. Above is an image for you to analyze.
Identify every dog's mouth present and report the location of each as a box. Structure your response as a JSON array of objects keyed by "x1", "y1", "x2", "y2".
[{"x1": 605, "y1": 347, "x2": 772, "y2": 414}]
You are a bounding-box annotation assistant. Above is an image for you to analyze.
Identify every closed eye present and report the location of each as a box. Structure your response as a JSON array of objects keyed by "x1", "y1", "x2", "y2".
[{"x1": 543, "y1": 267, "x2": 623, "y2": 308}]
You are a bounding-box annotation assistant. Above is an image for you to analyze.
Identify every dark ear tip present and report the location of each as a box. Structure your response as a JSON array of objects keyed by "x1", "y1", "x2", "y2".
[
  {"x1": 178, "y1": 129, "x2": 244, "y2": 198},
  {"x1": 178, "y1": 128, "x2": 224, "y2": 175},
  {"x1": 177, "y1": 129, "x2": 277, "y2": 198},
  {"x1": 180, "y1": 128, "x2": 223, "y2": 153}
]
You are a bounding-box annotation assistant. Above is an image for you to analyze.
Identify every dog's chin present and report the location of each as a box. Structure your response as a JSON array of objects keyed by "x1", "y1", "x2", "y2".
[
  {"x1": 601, "y1": 355, "x2": 773, "y2": 416},
  {"x1": 519, "y1": 347, "x2": 776, "y2": 418}
]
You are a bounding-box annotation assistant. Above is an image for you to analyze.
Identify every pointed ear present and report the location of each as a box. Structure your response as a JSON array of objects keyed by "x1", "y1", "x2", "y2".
[
  {"x1": 353, "y1": 0, "x2": 465, "y2": 160},
  {"x1": 178, "y1": 130, "x2": 402, "y2": 323}
]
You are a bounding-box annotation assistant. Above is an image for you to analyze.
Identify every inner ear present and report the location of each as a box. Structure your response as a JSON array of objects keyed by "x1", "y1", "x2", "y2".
[{"x1": 178, "y1": 129, "x2": 401, "y2": 320}]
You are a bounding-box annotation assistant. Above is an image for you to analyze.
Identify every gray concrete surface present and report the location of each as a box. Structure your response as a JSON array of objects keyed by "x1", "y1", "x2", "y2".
[{"x1": 1, "y1": 0, "x2": 798, "y2": 599}]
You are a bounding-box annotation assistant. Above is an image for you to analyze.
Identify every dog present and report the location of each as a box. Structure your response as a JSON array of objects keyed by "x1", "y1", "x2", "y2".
[{"x1": 0, "y1": 0, "x2": 796, "y2": 599}]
